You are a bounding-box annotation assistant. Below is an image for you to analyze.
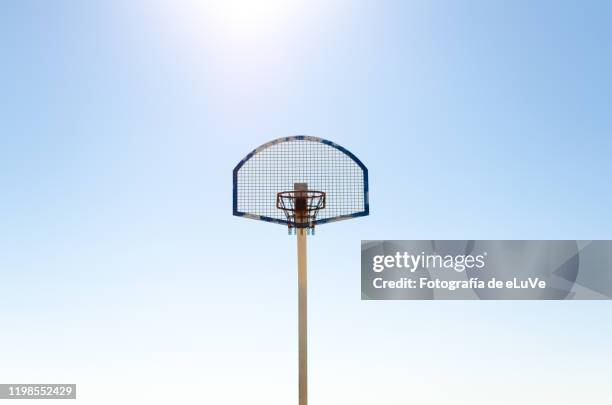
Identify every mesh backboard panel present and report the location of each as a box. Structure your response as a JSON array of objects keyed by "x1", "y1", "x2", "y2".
[{"x1": 233, "y1": 136, "x2": 369, "y2": 227}]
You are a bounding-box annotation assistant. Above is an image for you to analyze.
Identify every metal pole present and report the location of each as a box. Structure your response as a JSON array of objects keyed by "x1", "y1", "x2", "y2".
[{"x1": 297, "y1": 227, "x2": 307, "y2": 405}]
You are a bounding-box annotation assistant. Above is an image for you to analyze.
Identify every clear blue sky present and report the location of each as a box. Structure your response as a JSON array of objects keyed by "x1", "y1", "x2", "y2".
[{"x1": 1, "y1": 1, "x2": 611, "y2": 404}]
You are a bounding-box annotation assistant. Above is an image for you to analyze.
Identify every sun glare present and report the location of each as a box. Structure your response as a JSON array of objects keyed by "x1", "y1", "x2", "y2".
[
  {"x1": 206, "y1": 0, "x2": 290, "y2": 30},
  {"x1": 145, "y1": 0, "x2": 341, "y2": 95},
  {"x1": 150, "y1": 0, "x2": 341, "y2": 51},
  {"x1": 168, "y1": 0, "x2": 298, "y2": 46}
]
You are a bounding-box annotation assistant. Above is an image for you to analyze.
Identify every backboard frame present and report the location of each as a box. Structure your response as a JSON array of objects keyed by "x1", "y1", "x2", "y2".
[{"x1": 233, "y1": 135, "x2": 369, "y2": 227}]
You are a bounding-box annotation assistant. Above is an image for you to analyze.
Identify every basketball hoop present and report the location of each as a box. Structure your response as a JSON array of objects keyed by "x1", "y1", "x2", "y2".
[
  {"x1": 276, "y1": 189, "x2": 326, "y2": 231},
  {"x1": 233, "y1": 136, "x2": 368, "y2": 229},
  {"x1": 233, "y1": 136, "x2": 368, "y2": 405}
]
